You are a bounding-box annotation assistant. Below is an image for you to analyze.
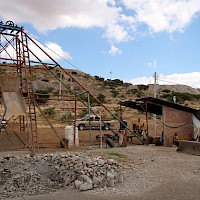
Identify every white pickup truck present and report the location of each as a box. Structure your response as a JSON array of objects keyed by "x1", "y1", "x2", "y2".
[{"x1": 75, "y1": 115, "x2": 115, "y2": 130}]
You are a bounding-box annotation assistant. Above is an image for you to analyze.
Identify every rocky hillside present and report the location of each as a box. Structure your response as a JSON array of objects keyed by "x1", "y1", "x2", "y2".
[
  {"x1": 1, "y1": 66, "x2": 200, "y2": 110},
  {"x1": 30, "y1": 67, "x2": 200, "y2": 109}
]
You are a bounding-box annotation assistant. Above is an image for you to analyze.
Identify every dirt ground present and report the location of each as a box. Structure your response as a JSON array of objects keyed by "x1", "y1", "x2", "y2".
[
  {"x1": 2, "y1": 142, "x2": 200, "y2": 200},
  {"x1": 0, "y1": 124, "x2": 200, "y2": 200}
]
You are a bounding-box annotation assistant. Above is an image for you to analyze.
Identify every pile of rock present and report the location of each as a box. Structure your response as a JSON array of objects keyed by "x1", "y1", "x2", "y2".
[
  {"x1": 0, "y1": 171, "x2": 57, "y2": 199},
  {"x1": 0, "y1": 152, "x2": 123, "y2": 199}
]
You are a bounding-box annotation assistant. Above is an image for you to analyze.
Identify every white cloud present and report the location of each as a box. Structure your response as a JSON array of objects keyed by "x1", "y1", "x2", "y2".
[
  {"x1": 122, "y1": 0, "x2": 200, "y2": 33},
  {"x1": 128, "y1": 72, "x2": 200, "y2": 88},
  {"x1": 0, "y1": 0, "x2": 200, "y2": 42},
  {"x1": 104, "y1": 23, "x2": 131, "y2": 43},
  {"x1": 28, "y1": 40, "x2": 72, "y2": 62},
  {"x1": 0, "y1": 0, "x2": 128, "y2": 43},
  {"x1": 108, "y1": 45, "x2": 122, "y2": 55},
  {"x1": 0, "y1": 36, "x2": 72, "y2": 62}
]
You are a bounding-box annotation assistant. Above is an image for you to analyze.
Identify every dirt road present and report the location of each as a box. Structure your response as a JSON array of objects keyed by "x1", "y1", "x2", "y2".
[{"x1": 8, "y1": 145, "x2": 200, "y2": 200}]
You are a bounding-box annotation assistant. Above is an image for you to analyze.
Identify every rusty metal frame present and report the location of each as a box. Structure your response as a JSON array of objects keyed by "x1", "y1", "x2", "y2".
[{"x1": 0, "y1": 20, "x2": 144, "y2": 152}]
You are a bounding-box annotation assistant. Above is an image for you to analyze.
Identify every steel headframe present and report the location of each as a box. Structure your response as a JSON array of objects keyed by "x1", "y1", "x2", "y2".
[{"x1": 0, "y1": 20, "x2": 144, "y2": 149}]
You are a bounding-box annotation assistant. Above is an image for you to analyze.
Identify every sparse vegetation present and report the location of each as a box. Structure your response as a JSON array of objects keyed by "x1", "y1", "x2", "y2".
[
  {"x1": 55, "y1": 69, "x2": 64, "y2": 79},
  {"x1": 97, "y1": 93, "x2": 106, "y2": 103},
  {"x1": 107, "y1": 151, "x2": 126, "y2": 158},
  {"x1": 46, "y1": 87, "x2": 54, "y2": 93},
  {"x1": 123, "y1": 82, "x2": 132, "y2": 87},
  {"x1": 78, "y1": 110, "x2": 88, "y2": 118},
  {"x1": 104, "y1": 79, "x2": 124, "y2": 87},
  {"x1": 41, "y1": 79, "x2": 49, "y2": 82},
  {"x1": 111, "y1": 89, "x2": 119, "y2": 97},
  {"x1": 0, "y1": 68, "x2": 6, "y2": 74},
  {"x1": 79, "y1": 93, "x2": 106, "y2": 105},
  {"x1": 137, "y1": 84, "x2": 149, "y2": 91},
  {"x1": 1, "y1": 66, "x2": 199, "y2": 110},
  {"x1": 71, "y1": 71, "x2": 77, "y2": 76},
  {"x1": 83, "y1": 74, "x2": 91, "y2": 79},
  {"x1": 161, "y1": 91, "x2": 200, "y2": 103},
  {"x1": 94, "y1": 76, "x2": 105, "y2": 81},
  {"x1": 43, "y1": 107, "x2": 55, "y2": 117},
  {"x1": 162, "y1": 89, "x2": 171, "y2": 93},
  {"x1": 34, "y1": 90, "x2": 50, "y2": 104}
]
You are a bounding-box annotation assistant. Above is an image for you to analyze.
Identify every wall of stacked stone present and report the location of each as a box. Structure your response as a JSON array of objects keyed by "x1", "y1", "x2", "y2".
[
  {"x1": 0, "y1": 152, "x2": 123, "y2": 199},
  {"x1": 163, "y1": 106, "x2": 193, "y2": 146}
]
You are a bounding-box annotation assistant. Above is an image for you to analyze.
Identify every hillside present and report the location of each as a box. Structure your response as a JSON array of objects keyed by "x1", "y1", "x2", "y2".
[
  {"x1": 1, "y1": 65, "x2": 200, "y2": 111},
  {"x1": 0, "y1": 65, "x2": 200, "y2": 139},
  {"x1": 29, "y1": 67, "x2": 200, "y2": 110}
]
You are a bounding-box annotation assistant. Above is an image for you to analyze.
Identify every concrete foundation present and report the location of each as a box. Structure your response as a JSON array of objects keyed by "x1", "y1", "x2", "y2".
[{"x1": 177, "y1": 140, "x2": 200, "y2": 156}]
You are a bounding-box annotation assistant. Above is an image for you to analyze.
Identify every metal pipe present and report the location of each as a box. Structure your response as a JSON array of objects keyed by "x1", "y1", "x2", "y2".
[{"x1": 87, "y1": 93, "x2": 92, "y2": 144}]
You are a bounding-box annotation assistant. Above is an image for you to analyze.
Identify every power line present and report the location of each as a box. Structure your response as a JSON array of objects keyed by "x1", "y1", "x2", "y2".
[
  {"x1": 157, "y1": 78, "x2": 186, "y2": 86},
  {"x1": 26, "y1": 32, "x2": 81, "y2": 71}
]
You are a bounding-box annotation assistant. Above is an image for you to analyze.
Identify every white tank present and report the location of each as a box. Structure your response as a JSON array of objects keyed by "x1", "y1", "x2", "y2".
[{"x1": 65, "y1": 126, "x2": 79, "y2": 147}]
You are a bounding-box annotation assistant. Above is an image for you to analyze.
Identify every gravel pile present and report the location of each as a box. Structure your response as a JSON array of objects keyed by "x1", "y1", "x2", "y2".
[
  {"x1": 0, "y1": 171, "x2": 57, "y2": 199},
  {"x1": 0, "y1": 152, "x2": 123, "y2": 199}
]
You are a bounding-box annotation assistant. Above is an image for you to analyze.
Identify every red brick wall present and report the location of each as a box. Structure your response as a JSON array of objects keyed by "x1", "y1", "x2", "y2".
[{"x1": 163, "y1": 107, "x2": 193, "y2": 146}]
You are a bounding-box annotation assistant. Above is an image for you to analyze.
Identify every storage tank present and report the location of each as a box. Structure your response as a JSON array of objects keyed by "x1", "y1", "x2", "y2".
[{"x1": 65, "y1": 126, "x2": 79, "y2": 147}]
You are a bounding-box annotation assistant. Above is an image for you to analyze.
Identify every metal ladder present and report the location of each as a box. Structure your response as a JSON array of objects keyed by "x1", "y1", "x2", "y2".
[
  {"x1": 20, "y1": 31, "x2": 38, "y2": 152},
  {"x1": 16, "y1": 35, "x2": 26, "y2": 132}
]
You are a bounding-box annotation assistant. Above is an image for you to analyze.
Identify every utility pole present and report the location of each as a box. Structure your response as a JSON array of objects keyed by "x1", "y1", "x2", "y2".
[
  {"x1": 109, "y1": 71, "x2": 112, "y2": 80},
  {"x1": 153, "y1": 72, "x2": 157, "y2": 137}
]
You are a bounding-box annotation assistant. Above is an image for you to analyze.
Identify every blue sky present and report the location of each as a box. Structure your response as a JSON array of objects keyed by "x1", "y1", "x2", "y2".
[{"x1": 0, "y1": 0, "x2": 200, "y2": 88}]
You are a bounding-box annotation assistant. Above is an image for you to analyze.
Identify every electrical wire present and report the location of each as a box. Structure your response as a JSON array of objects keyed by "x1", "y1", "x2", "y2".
[
  {"x1": 25, "y1": 31, "x2": 81, "y2": 71},
  {"x1": 157, "y1": 78, "x2": 186, "y2": 86},
  {"x1": 151, "y1": 114, "x2": 198, "y2": 129}
]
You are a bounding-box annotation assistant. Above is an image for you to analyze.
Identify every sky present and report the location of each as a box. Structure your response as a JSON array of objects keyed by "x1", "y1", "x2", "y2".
[{"x1": 0, "y1": 0, "x2": 200, "y2": 88}]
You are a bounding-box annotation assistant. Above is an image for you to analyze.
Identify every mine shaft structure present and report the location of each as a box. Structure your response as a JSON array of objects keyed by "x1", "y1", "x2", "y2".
[
  {"x1": 0, "y1": 21, "x2": 39, "y2": 152},
  {"x1": 0, "y1": 21, "x2": 143, "y2": 153}
]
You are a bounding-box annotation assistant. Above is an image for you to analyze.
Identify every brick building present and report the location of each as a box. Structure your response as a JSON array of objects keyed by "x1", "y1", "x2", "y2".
[{"x1": 120, "y1": 97, "x2": 200, "y2": 147}]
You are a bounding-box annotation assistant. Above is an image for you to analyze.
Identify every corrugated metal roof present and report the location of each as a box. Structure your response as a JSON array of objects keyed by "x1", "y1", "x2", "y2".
[{"x1": 119, "y1": 97, "x2": 200, "y2": 120}]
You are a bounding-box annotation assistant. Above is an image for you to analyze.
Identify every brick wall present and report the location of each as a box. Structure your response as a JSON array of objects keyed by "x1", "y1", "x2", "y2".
[{"x1": 163, "y1": 106, "x2": 193, "y2": 146}]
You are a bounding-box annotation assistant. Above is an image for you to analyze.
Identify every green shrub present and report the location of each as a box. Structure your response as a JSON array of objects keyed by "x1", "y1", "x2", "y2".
[
  {"x1": 43, "y1": 107, "x2": 55, "y2": 117},
  {"x1": 79, "y1": 93, "x2": 106, "y2": 105},
  {"x1": 123, "y1": 82, "x2": 132, "y2": 87},
  {"x1": 137, "y1": 84, "x2": 149, "y2": 91},
  {"x1": 78, "y1": 110, "x2": 88, "y2": 118},
  {"x1": 97, "y1": 93, "x2": 106, "y2": 103},
  {"x1": 111, "y1": 89, "x2": 119, "y2": 97},
  {"x1": 104, "y1": 79, "x2": 124, "y2": 87},
  {"x1": 83, "y1": 74, "x2": 91, "y2": 79},
  {"x1": 161, "y1": 91, "x2": 200, "y2": 103},
  {"x1": 127, "y1": 88, "x2": 139, "y2": 94},
  {"x1": 94, "y1": 76, "x2": 104, "y2": 81},
  {"x1": 162, "y1": 89, "x2": 171, "y2": 93},
  {"x1": 71, "y1": 71, "x2": 77, "y2": 75}
]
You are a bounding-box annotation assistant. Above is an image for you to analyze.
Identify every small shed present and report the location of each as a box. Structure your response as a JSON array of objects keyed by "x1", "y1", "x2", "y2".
[{"x1": 120, "y1": 97, "x2": 200, "y2": 147}]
